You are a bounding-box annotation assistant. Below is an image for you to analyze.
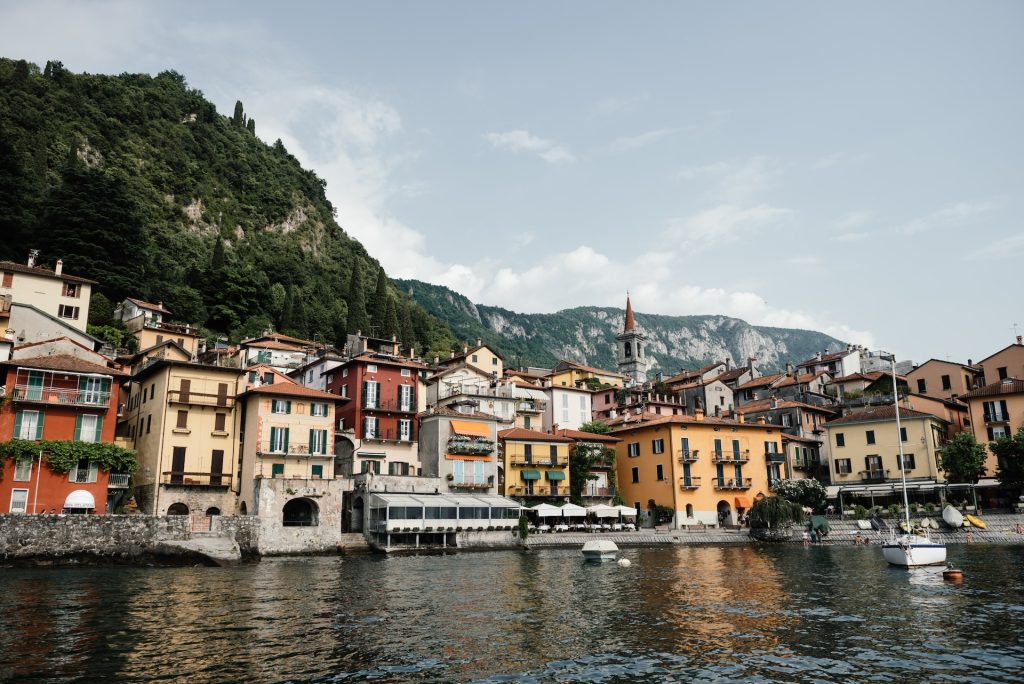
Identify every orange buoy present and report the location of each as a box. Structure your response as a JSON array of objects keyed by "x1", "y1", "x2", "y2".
[{"x1": 943, "y1": 567, "x2": 964, "y2": 582}]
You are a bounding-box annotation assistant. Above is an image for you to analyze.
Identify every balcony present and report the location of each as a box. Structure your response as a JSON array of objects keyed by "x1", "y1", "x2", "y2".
[
  {"x1": 361, "y1": 398, "x2": 416, "y2": 413},
  {"x1": 713, "y1": 477, "x2": 752, "y2": 490},
  {"x1": 678, "y1": 449, "x2": 699, "y2": 463},
  {"x1": 449, "y1": 479, "x2": 492, "y2": 491},
  {"x1": 161, "y1": 471, "x2": 231, "y2": 487},
  {"x1": 793, "y1": 459, "x2": 821, "y2": 471},
  {"x1": 506, "y1": 485, "x2": 561, "y2": 497},
  {"x1": 168, "y1": 389, "x2": 234, "y2": 408},
  {"x1": 108, "y1": 473, "x2": 131, "y2": 489},
  {"x1": 364, "y1": 429, "x2": 416, "y2": 444},
  {"x1": 983, "y1": 412, "x2": 1009, "y2": 424},
  {"x1": 447, "y1": 437, "x2": 494, "y2": 456},
  {"x1": 712, "y1": 450, "x2": 750, "y2": 464},
  {"x1": 765, "y1": 452, "x2": 785, "y2": 463},
  {"x1": 259, "y1": 443, "x2": 334, "y2": 457},
  {"x1": 581, "y1": 487, "x2": 615, "y2": 498},
  {"x1": 509, "y1": 457, "x2": 568, "y2": 467},
  {"x1": 859, "y1": 469, "x2": 889, "y2": 483},
  {"x1": 11, "y1": 385, "x2": 111, "y2": 408},
  {"x1": 679, "y1": 476, "x2": 702, "y2": 490},
  {"x1": 516, "y1": 401, "x2": 547, "y2": 414}
]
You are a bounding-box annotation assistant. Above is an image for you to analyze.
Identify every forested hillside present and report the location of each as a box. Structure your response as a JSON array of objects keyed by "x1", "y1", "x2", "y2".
[{"x1": 0, "y1": 58, "x2": 455, "y2": 354}]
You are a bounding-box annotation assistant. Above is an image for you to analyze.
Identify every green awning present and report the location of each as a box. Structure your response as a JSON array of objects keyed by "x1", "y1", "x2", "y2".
[
  {"x1": 521, "y1": 470, "x2": 541, "y2": 480},
  {"x1": 545, "y1": 470, "x2": 565, "y2": 481}
]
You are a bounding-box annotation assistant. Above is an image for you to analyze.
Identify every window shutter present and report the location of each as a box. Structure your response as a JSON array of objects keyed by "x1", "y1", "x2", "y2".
[
  {"x1": 283, "y1": 428, "x2": 290, "y2": 453},
  {"x1": 362, "y1": 381, "x2": 368, "y2": 404},
  {"x1": 89, "y1": 462, "x2": 99, "y2": 483},
  {"x1": 35, "y1": 412, "x2": 44, "y2": 440},
  {"x1": 987, "y1": 427, "x2": 994, "y2": 441},
  {"x1": 74, "y1": 415, "x2": 83, "y2": 441},
  {"x1": 14, "y1": 412, "x2": 22, "y2": 440},
  {"x1": 286, "y1": 400, "x2": 292, "y2": 414},
  {"x1": 322, "y1": 430, "x2": 328, "y2": 453},
  {"x1": 95, "y1": 415, "x2": 104, "y2": 440},
  {"x1": 1001, "y1": 400, "x2": 1008, "y2": 417},
  {"x1": 309, "y1": 428, "x2": 315, "y2": 454}
]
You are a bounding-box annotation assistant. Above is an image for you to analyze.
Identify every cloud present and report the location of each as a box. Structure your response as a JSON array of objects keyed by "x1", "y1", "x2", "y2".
[
  {"x1": 593, "y1": 93, "x2": 649, "y2": 116},
  {"x1": 482, "y1": 130, "x2": 575, "y2": 164},
  {"x1": 677, "y1": 156, "x2": 780, "y2": 203},
  {"x1": 836, "y1": 210, "x2": 873, "y2": 230},
  {"x1": 966, "y1": 234, "x2": 1024, "y2": 260},
  {"x1": 902, "y1": 201, "x2": 995, "y2": 235},
  {"x1": 666, "y1": 204, "x2": 792, "y2": 249},
  {"x1": 606, "y1": 128, "x2": 675, "y2": 153}
]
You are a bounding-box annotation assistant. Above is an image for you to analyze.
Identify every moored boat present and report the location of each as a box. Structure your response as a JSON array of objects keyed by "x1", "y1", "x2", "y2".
[
  {"x1": 965, "y1": 514, "x2": 986, "y2": 529},
  {"x1": 581, "y1": 540, "x2": 619, "y2": 561},
  {"x1": 942, "y1": 505, "x2": 964, "y2": 529},
  {"x1": 883, "y1": 535, "x2": 947, "y2": 567}
]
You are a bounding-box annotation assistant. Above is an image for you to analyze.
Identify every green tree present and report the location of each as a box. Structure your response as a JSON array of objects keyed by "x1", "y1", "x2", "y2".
[
  {"x1": 939, "y1": 432, "x2": 988, "y2": 484},
  {"x1": 771, "y1": 478, "x2": 827, "y2": 512},
  {"x1": 398, "y1": 300, "x2": 415, "y2": 351},
  {"x1": 369, "y1": 268, "x2": 388, "y2": 329},
  {"x1": 232, "y1": 100, "x2": 244, "y2": 126},
  {"x1": 748, "y1": 495, "x2": 804, "y2": 538},
  {"x1": 345, "y1": 264, "x2": 369, "y2": 335},
  {"x1": 991, "y1": 426, "x2": 1024, "y2": 494},
  {"x1": 383, "y1": 297, "x2": 400, "y2": 338},
  {"x1": 88, "y1": 292, "x2": 114, "y2": 326},
  {"x1": 246, "y1": 118, "x2": 255, "y2": 135},
  {"x1": 569, "y1": 420, "x2": 616, "y2": 504}
]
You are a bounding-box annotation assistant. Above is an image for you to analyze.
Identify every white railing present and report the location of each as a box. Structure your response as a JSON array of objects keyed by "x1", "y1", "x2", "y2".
[
  {"x1": 108, "y1": 473, "x2": 131, "y2": 488},
  {"x1": 12, "y1": 385, "x2": 110, "y2": 407}
]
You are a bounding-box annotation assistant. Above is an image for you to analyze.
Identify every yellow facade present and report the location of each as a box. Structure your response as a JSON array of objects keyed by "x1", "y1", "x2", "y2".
[
  {"x1": 133, "y1": 324, "x2": 200, "y2": 356},
  {"x1": 465, "y1": 345, "x2": 504, "y2": 376},
  {"x1": 961, "y1": 383, "x2": 1024, "y2": 476},
  {"x1": 548, "y1": 367, "x2": 625, "y2": 389},
  {"x1": 825, "y1": 415, "x2": 946, "y2": 486},
  {"x1": 500, "y1": 434, "x2": 571, "y2": 499},
  {"x1": 612, "y1": 415, "x2": 784, "y2": 527}
]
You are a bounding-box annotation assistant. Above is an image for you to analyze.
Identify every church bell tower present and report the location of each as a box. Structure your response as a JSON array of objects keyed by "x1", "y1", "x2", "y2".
[{"x1": 616, "y1": 294, "x2": 648, "y2": 385}]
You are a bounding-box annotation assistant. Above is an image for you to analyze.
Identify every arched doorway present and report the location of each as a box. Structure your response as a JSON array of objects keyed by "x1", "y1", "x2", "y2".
[
  {"x1": 167, "y1": 502, "x2": 189, "y2": 516},
  {"x1": 685, "y1": 503, "x2": 694, "y2": 519},
  {"x1": 716, "y1": 500, "x2": 732, "y2": 527},
  {"x1": 240, "y1": 501, "x2": 248, "y2": 515},
  {"x1": 351, "y1": 496, "x2": 365, "y2": 532},
  {"x1": 206, "y1": 507, "x2": 221, "y2": 516},
  {"x1": 283, "y1": 498, "x2": 319, "y2": 527}
]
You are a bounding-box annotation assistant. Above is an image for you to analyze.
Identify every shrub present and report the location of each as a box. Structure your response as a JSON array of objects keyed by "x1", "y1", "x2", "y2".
[{"x1": 855, "y1": 504, "x2": 868, "y2": 520}]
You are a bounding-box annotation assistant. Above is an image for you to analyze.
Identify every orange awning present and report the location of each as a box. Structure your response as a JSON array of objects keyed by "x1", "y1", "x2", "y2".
[
  {"x1": 734, "y1": 496, "x2": 752, "y2": 509},
  {"x1": 450, "y1": 420, "x2": 490, "y2": 437}
]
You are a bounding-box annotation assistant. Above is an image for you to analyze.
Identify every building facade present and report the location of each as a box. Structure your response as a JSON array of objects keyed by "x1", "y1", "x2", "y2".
[
  {"x1": 0, "y1": 254, "x2": 94, "y2": 333},
  {"x1": 499, "y1": 428, "x2": 572, "y2": 500}
]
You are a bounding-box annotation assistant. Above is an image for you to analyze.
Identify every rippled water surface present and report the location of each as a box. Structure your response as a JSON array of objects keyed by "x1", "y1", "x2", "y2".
[{"x1": 1, "y1": 544, "x2": 1022, "y2": 682}]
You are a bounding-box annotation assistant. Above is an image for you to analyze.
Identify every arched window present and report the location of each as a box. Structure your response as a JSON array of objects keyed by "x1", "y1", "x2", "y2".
[
  {"x1": 205, "y1": 507, "x2": 221, "y2": 516},
  {"x1": 685, "y1": 503, "x2": 694, "y2": 518},
  {"x1": 167, "y1": 502, "x2": 189, "y2": 516},
  {"x1": 283, "y1": 498, "x2": 319, "y2": 527},
  {"x1": 624, "y1": 343, "x2": 632, "y2": 357},
  {"x1": 240, "y1": 502, "x2": 248, "y2": 515}
]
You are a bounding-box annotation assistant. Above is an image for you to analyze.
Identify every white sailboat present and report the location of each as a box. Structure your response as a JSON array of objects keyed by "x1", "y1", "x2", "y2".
[{"x1": 881, "y1": 354, "x2": 947, "y2": 568}]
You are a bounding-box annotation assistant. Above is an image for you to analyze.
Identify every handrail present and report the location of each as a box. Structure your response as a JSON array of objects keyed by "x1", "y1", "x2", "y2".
[{"x1": 11, "y1": 385, "x2": 111, "y2": 407}]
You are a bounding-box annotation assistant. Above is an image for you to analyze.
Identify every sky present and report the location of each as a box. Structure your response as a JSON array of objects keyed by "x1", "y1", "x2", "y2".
[{"x1": 2, "y1": 1, "x2": 1022, "y2": 364}]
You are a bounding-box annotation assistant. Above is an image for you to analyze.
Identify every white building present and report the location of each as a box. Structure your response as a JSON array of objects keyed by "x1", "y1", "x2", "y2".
[{"x1": 0, "y1": 252, "x2": 94, "y2": 332}]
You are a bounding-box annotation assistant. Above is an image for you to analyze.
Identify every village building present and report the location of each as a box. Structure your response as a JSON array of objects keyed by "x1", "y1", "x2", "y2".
[
  {"x1": 434, "y1": 339, "x2": 504, "y2": 377},
  {"x1": 734, "y1": 398, "x2": 836, "y2": 482},
  {"x1": 547, "y1": 359, "x2": 627, "y2": 389},
  {"x1": 499, "y1": 427, "x2": 572, "y2": 500},
  {"x1": 0, "y1": 252, "x2": 94, "y2": 333},
  {"x1": 114, "y1": 298, "x2": 201, "y2": 357},
  {"x1": 905, "y1": 359, "x2": 983, "y2": 401},
  {"x1": 419, "y1": 407, "x2": 500, "y2": 495},
  {"x1": 960, "y1": 378, "x2": 1024, "y2": 481},
  {"x1": 974, "y1": 338, "x2": 1024, "y2": 387},
  {"x1": 555, "y1": 427, "x2": 621, "y2": 503}
]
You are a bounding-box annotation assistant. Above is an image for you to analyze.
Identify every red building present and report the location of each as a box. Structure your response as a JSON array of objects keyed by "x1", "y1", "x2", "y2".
[
  {"x1": 326, "y1": 352, "x2": 427, "y2": 475},
  {"x1": 0, "y1": 354, "x2": 127, "y2": 514}
]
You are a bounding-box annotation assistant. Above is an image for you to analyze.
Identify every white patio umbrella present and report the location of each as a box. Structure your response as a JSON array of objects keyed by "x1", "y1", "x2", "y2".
[
  {"x1": 587, "y1": 504, "x2": 619, "y2": 519},
  {"x1": 530, "y1": 503, "x2": 563, "y2": 519},
  {"x1": 615, "y1": 505, "x2": 639, "y2": 518},
  {"x1": 559, "y1": 503, "x2": 588, "y2": 518}
]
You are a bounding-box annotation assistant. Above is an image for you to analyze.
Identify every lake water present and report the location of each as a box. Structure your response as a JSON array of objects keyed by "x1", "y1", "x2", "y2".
[{"x1": 1, "y1": 544, "x2": 1022, "y2": 682}]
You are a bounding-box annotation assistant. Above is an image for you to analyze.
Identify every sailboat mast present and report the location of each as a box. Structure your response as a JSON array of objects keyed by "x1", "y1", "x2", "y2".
[{"x1": 891, "y1": 355, "x2": 911, "y2": 529}]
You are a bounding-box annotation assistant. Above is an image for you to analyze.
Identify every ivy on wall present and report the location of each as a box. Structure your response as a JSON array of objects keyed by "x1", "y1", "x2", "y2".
[{"x1": 0, "y1": 439, "x2": 137, "y2": 474}]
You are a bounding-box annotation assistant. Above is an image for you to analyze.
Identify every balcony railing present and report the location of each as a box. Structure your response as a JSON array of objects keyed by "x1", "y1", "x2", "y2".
[
  {"x1": 167, "y1": 390, "x2": 234, "y2": 408},
  {"x1": 506, "y1": 485, "x2": 560, "y2": 497},
  {"x1": 793, "y1": 459, "x2": 821, "y2": 471},
  {"x1": 11, "y1": 385, "x2": 111, "y2": 408},
  {"x1": 162, "y1": 471, "x2": 232, "y2": 487},
  {"x1": 859, "y1": 469, "x2": 889, "y2": 483},
  {"x1": 509, "y1": 457, "x2": 567, "y2": 467},
  {"x1": 984, "y1": 413, "x2": 1009, "y2": 424},
  {"x1": 108, "y1": 473, "x2": 131, "y2": 488},
  {"x1": 449, "y1": 480, "x2": 491, "y2": 491},
  {"x1": 679, "y1": 476, "x2": 702, "y2": 490},
  {"x1": 712, "y1": 450, "x2": 750, "y2": 464},
  {"x1": 447, "y1": 438, "x2": 494, "y2": 455},
  {"x1": 362, "y1": 398, "x2": 416, "y2": 413},
  {"x1": 365, "y1": 429, "x2": 415, "y2": 444},
  {"x1": 516, "y1": 401, "x2": 547, "y2": 414},
  {"x1": 713, "y1": 477, "x2": 752, "y2": 490},
  {"x1": 678, "y1": 449, "x2": 699, "y2": 463},
  {"x1": 581, "y1": 487, "x2": 615, "y2": 498},
  {"x1": 144, "y1": 319, "x2": 196, "y2": 336},
  {"x1": 259, "y1": 443, "x2": 333, "y2": 456},
  {"x1": 765, "y1": 452, "x2": 785, "y2": 463}
]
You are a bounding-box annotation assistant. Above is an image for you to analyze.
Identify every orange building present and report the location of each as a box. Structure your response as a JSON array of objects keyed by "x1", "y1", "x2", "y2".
[{"x1": 0, "y1": 354, "x2": 127, "y2": 514}]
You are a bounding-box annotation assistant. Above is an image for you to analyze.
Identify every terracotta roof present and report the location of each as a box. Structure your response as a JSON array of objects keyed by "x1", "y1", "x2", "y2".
[
  {"x1": 244, "y1": 339, "x2": 306, "y2": 351},
  {"x1": 831, "y1": 372, "x2": 876, "y2": 383},
  {"x1": 735, "y1": 399, "x2": 836, "y2": 415},
  {"x1": 624, "y1": 295, "x2": 635, "y2": 332},
  {"x1": 348, "y1": 351, "x2": 430, "y2": 371},
  {"x1": 782, "y1": 434, "x2": 823, "y2": 444},
  {"x1": 425, "y1": 361, "x2": 488, "y2": 383},
  {"x1": 2, "y1": 353, "x2": 126, "y2": 376},
  {"x1": 908, "y1": 358, "x2": 982, "y2": 374},
  {"x1": 505, "y1": 369, "x2": 548, "y2": 381},
  {"x1": 826, "y1": 405, "x2": 946, "y2": 426},
  {"x1": 438, "y1": 343, "x2": 506, "y2": 366},
  {"x1": 960, "y1": 378, "x2": 1024, "y2": 399},
  {"x1": 608, "y1": 412, "x2": 779, "y2": 432},
  {"x1": 735, "y1": 373, "x2": 785, "y2": 391},
  {"x1": 797, "y1": 350, "x2": 853, "y2": 367},
  {"x1": 550, "y1": 359, "x2": 626, "y2": 378},
  {"x1": 555, "y1": 428, "x2": 621, "y2": 443},
  {"x1": 0, "y1": 260, "x2": 97, "y2": 285},
  {"x1": 125, "y1": 297, "x2": 171, "y2": 315},
  {"x1": 242, "y1": 332, "x2": 319, "y2": 347},
  {"x1": 243, "y1": 382, "x2": 346, "y2": 401},
  {"x1": 498, "y1": 428, "x2": 573, "y2": 443},
  {"x1": 666, "y1": 363, "x2": 725, "y2": 385},
  {"x1": 420, "y1": 406, "x2": 500, "y2": 421},
  {"x1": 775, "y1": 371, "x2": 829, "y2": 388},
  {"x1": 714, "y1": 368, "x2": 749, "y2": 384}
]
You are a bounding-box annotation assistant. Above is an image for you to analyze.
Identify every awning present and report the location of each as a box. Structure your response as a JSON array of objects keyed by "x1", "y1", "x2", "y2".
[
  {"x1": 734, "y1": 496, "x2": 752, "y2": 509},
  {"x1": 615, "y1": 505, "x2": 638, "y2": 517},
  {"x1": 450, "y1": 420, "x2": 490, "y2": 437},
  {"x1": 587, "y1": 504, "x2": 619, "y2": 518},
  {"x1": 521, "y1": 470, "x2": 541, "y2": 480},
  {"x1": 560, "y1": 503, "x2": 588, "y2": 517},
  {"x1": 63, "y1": 490, "x2": 95, "y2": 510},
  {"x1": 545, "y1": 470, "x2": 565, "y2": 481},
  {"x1": 445, "y1": 453, "x2": 492, "y2": 461},
  {"x1": 530, "y1": 503, "x2": 563, "y2": 517}
]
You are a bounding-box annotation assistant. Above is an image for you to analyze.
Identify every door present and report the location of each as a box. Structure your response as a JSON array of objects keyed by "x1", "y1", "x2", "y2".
[
  {"x1": 179, "y1": 379, "x2": 191, "y2": 402},
  {"x1": 26, "y1": 371, "x2": 43, "y2": 400},
  {"x1": 210, "y1": 449, "x2": 224, "y2": 486},
  {"x1": 731, "y1": 439, "x2": 741, "y2": 460},
  {"x1": 171, "y1": 447, "x2": 186, "y2": 484}
]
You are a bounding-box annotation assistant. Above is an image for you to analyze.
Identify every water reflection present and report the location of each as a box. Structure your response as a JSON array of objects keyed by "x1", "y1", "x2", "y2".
[{"x1": 0, "y1": 545, "x2": 1022, "y2": 682}]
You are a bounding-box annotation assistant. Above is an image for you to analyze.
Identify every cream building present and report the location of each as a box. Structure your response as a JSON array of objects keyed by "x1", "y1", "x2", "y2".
[{"x1": 0, "y1": 254, "x2": 94, "y2": 332}]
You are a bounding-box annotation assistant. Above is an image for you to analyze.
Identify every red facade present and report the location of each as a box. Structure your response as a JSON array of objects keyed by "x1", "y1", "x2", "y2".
[
  {"x1": 0, "y1": 358, "x2": 124, "y2": 515},
  {"x1": 327, "y1": 355, "x2": 420, "y2": 443}
]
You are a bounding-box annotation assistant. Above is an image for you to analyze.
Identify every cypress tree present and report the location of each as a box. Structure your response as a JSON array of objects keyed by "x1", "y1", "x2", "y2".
[
  {"x1": 399, "y1": 300, "x2": 415, "y2": 351},
  {"x1": 345, "y1": 264, "x2": 369, "y2": 335},
  {"x1": 246, "y1": 118, "x2": 255, "y2": 135},
  {"x1": 232, "y1": 100, "x2": 244, "y2": 127},
  {"x1": 369, "y1": 268, "x2": 388, "y2": 328},
  {"x1": 383, "y1": 297, "x2": 400, "y2": 339}
]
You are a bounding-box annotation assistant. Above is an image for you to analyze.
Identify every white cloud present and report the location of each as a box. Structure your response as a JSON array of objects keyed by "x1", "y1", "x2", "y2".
[
  {"x1": 666, "y1": 204, "x2": 792, "y2": 249},
  {"x1": 966, "y1": 234, "x2": 1024, "y2": 260},
  {"x1": 902, "y1": 201, "x2": 995, "y2": 235},
  {"x1": 482, "y1": 130, "x2": 576, "y2": 164},
  {"x1": 836, "y1": 210, "x2": 873, "y2": 230},
  {"x1": 677, "y1": 156, "x2": 780, "y2": 203},
  {"x1": 606, "y1": 128, "x2": 675, "y2": 153}
]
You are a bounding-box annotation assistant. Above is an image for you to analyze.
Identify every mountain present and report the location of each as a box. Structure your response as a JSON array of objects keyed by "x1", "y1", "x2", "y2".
[
  {"x1": 0, "y1": 58, "x2": 455, "y2": 355},
  {"x1": 397, "y1": 279, "x2": 846, "y2": 374}
]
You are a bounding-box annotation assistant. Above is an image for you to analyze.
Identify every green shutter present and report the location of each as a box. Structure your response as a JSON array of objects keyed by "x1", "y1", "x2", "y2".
[
  {"x1": 283, "y1": 427, "x2": 289, "y2": 453},
  {"x1": 95, "y1": 415, "x2": 104, "y2": 441},
  {"x1": 35, "y1": 412, "x2": 44, "y2": 440},
  {"x1": 309, "y1": 428, "x2": 314, "y2": 454},
  {"x1": 321, "y1": 430, "x2": 328, "y2": 453},
  {"x1": 74, "y1": 414, "x2": 83, "y2": 441},
  {"x1": 14, "y1": 412, "x2": 22, "y2": 439},
  {"x1": 286, "y1": 400, "x2": 292, "y2": 414}
]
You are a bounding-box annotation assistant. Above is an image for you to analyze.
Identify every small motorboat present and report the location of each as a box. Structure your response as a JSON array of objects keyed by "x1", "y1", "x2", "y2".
[
  {"x1": 965, "y1": 514, "x2": 986, "y2": 529},
  {"x1": 871, "y1": 516, "x2": 889, "y2": 532},
  {"x1": 942, "y1": 505, "x2": 964, "y2": 529},
  {"x1": 581, "y1": 539, "x2": 619, "y2": 562}
]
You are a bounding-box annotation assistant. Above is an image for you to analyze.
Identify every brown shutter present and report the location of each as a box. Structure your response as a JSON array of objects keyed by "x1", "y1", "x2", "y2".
[
  {"x1": 179, "y1": 378, "x2": 191, "y2": 402},
  {"x1": 210, "y1": 450, "x2": 224, "y2": 486},
  {"x1": 215, "y1": 412, "x2": 226, "y2": 432},
  {"x1": 217, "y1": 383, "x2": 228, "y2": 407},
  {"x1": 176, "y1": 410, "x2": 188, "y2": 429}
]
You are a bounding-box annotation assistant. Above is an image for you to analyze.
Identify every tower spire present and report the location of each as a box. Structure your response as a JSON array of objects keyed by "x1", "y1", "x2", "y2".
[{"x1": 624, "y1": 293, "x2": 635, "y2": 333}]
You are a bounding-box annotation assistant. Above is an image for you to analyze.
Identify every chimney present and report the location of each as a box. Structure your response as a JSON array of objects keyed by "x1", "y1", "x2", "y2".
[
  {"x1": 433, "y1": 355, "x2": 439, "y2": 364},
  {"x1": 409, "y1": 347, "x2": 415, "y2": 360},
  {"x1": 1018, "y1": 336, "x2": 1022, "y2": 345},
  {"x1": 747, "y1": 357, "x2": 756, "y2": 372},
  {"x1": 756, "y1": 416, "x2": 767, "y2": 425},
  {"x1": 476, "y1": 337, "x2": 482, "y2": 347},
  {"x1": 54, "y1": 259, "x2": 63, "y2": 276},
  {"x1": 737, "y1": 414, "x2": 745, "y2": 424},
  {"x1": 450, "y1": 350, "x2": 455, "y2": 359},
  {"x1": 463, "y1": 344, "x2": 469, "y2": 354},
  {"x1": 694, "y1": 408, "x2": 705, "y2": 421},
  {"x1": 770, "y1": 396, "x2": 778, "y2": 409},
  {"x1": 724, "y1": 358, "x2": 731, "y2": 371},
  {"x1": 27, "y1": 249, "x2": 39, "y2": 268},
  {"x1": 785, "y1": 362, "x2": 794, "y2": 375}
]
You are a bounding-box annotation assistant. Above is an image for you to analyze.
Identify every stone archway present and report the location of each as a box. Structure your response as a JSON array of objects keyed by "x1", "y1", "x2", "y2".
[
  {"x1": 167, "y1": 502, "x2": 190, "y2": 516},
  {"x1": 716, "y1": 500, "x2": 732, "y2": 527},
  {"x1": 351, "y1": 496, "x2": 365, "y2": 532},
  {"x1": 283, "y1": 498, "x2": 319, "y2": 527},
  {"x1": 206, "y1": 507, "x2": 221, "y2": 516}
]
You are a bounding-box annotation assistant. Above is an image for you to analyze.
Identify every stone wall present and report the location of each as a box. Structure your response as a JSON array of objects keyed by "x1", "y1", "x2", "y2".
[
  {"x1": 253, "y1": 477, "x2": 346, "y2": 555},
  {"x1": 0, "y1": 514, "x2": 190, "y2": 564},
  {"x1": 211, "y1": 515, "x2": 261, "y2": 558}
]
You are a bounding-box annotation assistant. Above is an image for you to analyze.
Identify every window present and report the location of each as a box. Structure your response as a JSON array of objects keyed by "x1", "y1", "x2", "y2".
[
  {"x1": 401, "y1": 368, "x2": 411, "y2": 377},
  {"x1": 605, "y1": 394, "x2": 611, "y2": 405},
  {"x1": 941, "y1": 375, "x2": 951, "y2": 391},
  {"x1": 76, "y1": 414, "x2": 102, "y2": 442},
  {"x1": 631, "y1": 466, "x2": 639, "y2": 483},
  {"x1": 271, "y1": 399, "x2": 291, "y2": 414},
  {"x1": 627, "y1": 442, "x2": 640, "y2": 457},
  {"x1": 561, "y1": 394, "x2": 569, "y2": 423},
  {"x1": 900, "y1": 453, "x2": 916, "y2": 470},
  {"x1": 865, "y1": 430, "x2": 875, "y2": 445},
  {"x1": 363, "y1": 381, "x2": 380, "y2": 409},
  {"x1": 271, "y1": 463, "x2": 284, "y2": 478},
  {"x1": 13, "y1": 458, "x2": 32, "y2": 481},
  {"x1": 492, "y1": 357, "x2": 498, "y2": 365},
  {"x1": 782, "y1": 414, "x2": 792, "y2": 427},
  {"x1": 366, "y1": 364, "x2": 378, "y2": 373},
  {"x1": 900, "y1": 427, "x2": 907, "y2": 442},
  {"x1": 984, "y1": 400, "x2": 1009, "y2": 421},
  {"x1": 998, "y1": 367, "x2": 1008, "y2": 380},
  {"x1": 1, "y1": 272, "x2": 11, "y2": 288},
  {"x1": 524, "y1": 444, "x2": 533, "y2": 461},
  {"x1": 363, "y1": 416, "x2": 378, "y2": 439},
  {"x1": 62, "y1": 282, "x2": 79, "y2": 298},
  {"x1": 341, "y1": 384, "x2": 348, "y2": 398},
  {"x1": 69, "y1": 459, "x2": 98, "y2": 483},
  {"x1": 269, "y1": 427, "x2": 289, "y2": 453},
  {"x1": 865, "y1": 455, "x2": 882, "y2": 474},
  {"x1": 176, "y1": 410, "x2": 188, "y2": 429},
  {"x1": 15, "y1": 410, "x2": 43, "y2": 440},
  {"x1": 471, "y1": 355, "x2": 478, "y2": 362},
  {"x1": 652, "y1": 439, "x2": 665, "y2": 454},
  {"x1": 58, "y1": 304, "x2": 80, "y2": 319},
  {"x1": 311, "y1": 403, "x2": 328, "y2": 417},
  {"x1": 343, "y1": 368, "x2": 349, "y2": 378},
  {"x1": 9, "y1": 489, "x2": 28, "y2": 514},
  {"x1": 361, "y1": 459, "x2": 381, "y2": 474},
  {"x1": 263, "y1": 372, "x2": 274, "y2": 385},
  {"x1": 399, "y1": 419, "x2": 412, "y2": 441},
  {"x1": 656, "y1": 464, "x2": 664, "y2": 481},
  {"x1": 214, "y1": 412, "x2": 227, "y2": 432},
  {"x1": 624, "y1": 343, "x2": 631, "y2": 358},
  {"x1": 835, "y1": 458, "x2": 852, "y2": 474},
  {"x1": 398, "y1": 384, "x2": 413, "y2": 411},
  {"x1": 916, "y1": 378, "x2": 927, "y2": 393},
  {"x1": 307, "y1": 371, "x2": 313, "y2": 382},
  {"x1": 309, "y1": 429, "x2": 328, "y2": 455},
  {"x1": 836, "y1": 432, "x2": 845, "y2": 447},
  {"x1": 311, "y1": 464, "x2": 324, "y2": 479},
  {"x1": 146, "y1": 414, "x2": 151, "y2": 434}
]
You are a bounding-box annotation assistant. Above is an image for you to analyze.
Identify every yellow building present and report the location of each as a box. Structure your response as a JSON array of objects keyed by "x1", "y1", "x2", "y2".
[
  {"x1": 610, "y1": 410, "x2": 784, "y2": 527},
  {"x1": 122, "y1": 359, "x2": 243, "y2": 516},
  {"x1": 498, "y1": 428, "x2": 572, "y2": 499},
  {"x1": 547, "y1": 359, "x2": 626, "y2": 389},
  {"x1": 236, "y1": 381, "x2": 345, "y2": 515},
  {"x1": 117, "y1": 298, "x2": 201, "y2": 356},
  {"x1": 824, "y1": 405, "x2": 947, "y2": 499},
  {"x1": 436, "y1": 340, "x2": 504, "y2": 376},
  {"x1": 960, "y1": 378, "x2": 1024, "y2": 476}
]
